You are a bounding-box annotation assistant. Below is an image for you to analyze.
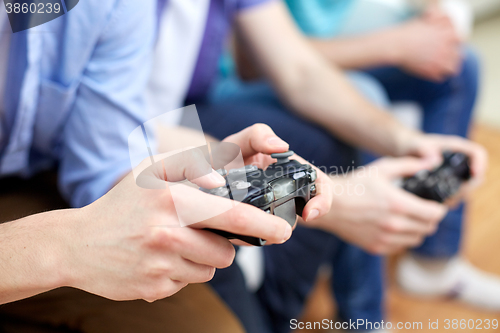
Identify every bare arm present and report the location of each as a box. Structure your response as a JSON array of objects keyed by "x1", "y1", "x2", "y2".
[
  {"x1": 309, "y1": 4, "x2": 462, "y2": 80},
  {"x1": 308, "y1": 30, "x2": 401, "y2": 71},
  {"x1": 235, "y1": 2, "x2": 419, "y2": 157},
  {"x1": 0, "y1": 211, "x2": 74, "y2": 304}
]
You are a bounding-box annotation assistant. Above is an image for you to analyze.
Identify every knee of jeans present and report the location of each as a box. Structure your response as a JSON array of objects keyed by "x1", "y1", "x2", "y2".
[
  {"x1": 457, "y1": 47, "x2": 481, "y2": 92},
  {"x1": 347, "y1": 71, "x2": 390, "y2": 108}
]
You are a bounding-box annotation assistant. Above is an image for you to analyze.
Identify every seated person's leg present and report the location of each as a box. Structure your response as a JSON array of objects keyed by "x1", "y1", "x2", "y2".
[
  {"x1": 331, "y1": 242, "x2": 385, "y2": 325},
  {"x1": 366, "y1": 49, "x2": 500, "y2": 310}
]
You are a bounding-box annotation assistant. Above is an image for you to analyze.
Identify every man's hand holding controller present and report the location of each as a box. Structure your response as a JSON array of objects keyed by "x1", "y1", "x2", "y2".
[
  {"x1": 0, "y1": 125, "x2": 331, "y2": 304},
  {"x1": 303, "y1": 129, "x2": 487, "y2": 255}
]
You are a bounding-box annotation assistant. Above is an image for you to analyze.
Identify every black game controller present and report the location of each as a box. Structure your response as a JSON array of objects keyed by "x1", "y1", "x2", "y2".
[
  {"x1": 403, "y1": 151, "x2": 471, "y2": 203},
  {"x1": 200, "y1": 151, "x2": 317, "y2": 246}
]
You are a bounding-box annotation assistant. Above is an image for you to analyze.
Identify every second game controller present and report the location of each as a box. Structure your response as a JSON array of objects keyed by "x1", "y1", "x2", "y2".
[{"x1": 403, "y1": 151, "x2": 471, "y2": 203}]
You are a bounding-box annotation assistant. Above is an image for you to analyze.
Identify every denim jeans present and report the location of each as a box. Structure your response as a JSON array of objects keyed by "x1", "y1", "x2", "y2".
[{"x1": 196, "y1": 48, "x2": 479, "y2": 333}]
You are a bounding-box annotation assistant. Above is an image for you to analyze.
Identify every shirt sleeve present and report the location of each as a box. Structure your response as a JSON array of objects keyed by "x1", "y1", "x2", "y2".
[
  {"x1": 58, "y1": 0, "x2": 156, "y2": 208},
  {"x1": 237, "y1": 0, "x2": 276, "y2": 11}
]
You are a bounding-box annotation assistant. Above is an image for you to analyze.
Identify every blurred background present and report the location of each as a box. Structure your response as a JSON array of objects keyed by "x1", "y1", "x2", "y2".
[{"x1": 295, "y1": 0, "x2": 500, "y2": 332}]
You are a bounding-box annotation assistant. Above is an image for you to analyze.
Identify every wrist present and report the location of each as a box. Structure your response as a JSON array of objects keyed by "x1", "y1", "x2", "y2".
[
  {"x1": 38, "y1": 209, "x2": 81, "y2": 290},
  {"x1": 392, "y1": 126, "x2": 425, "y2": 157},
  {"x1": 379, "y1": 28, "x2": 405, "y2": 66},
  {"x1": 0, "y1": 209, "x2": 80, "y2": 303}
]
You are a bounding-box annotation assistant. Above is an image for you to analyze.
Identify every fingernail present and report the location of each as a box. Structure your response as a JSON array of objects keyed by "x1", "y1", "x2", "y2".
[
  {"x1": 268, "y1": 137, "x2": 289, "y2": 148},
  {"x1": 282, "y1": 224, "x2": 292, "y2": 242},
  {"x1": 209, "y1": 172, "x2": 226, "y2": 186},
  {"x1": 306, "y1": 209, "x2": 320, "y2": 222}
]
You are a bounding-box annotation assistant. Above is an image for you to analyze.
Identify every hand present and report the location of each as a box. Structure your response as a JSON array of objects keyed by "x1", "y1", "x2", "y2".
[
  {"x1": 222, "y1": 124, "x2": 333, "y2": 222},
  {"x1": 305, "y1": 157, "x2": 448, "y2": 255},
  {"x1": 401, "y1": 133, "x2": 488, "y2": 197},
  {"x1": 391, "y1": 10, "x2": 462, "y2": 81},
  {"x1": 63, "y1": 125, "x2": 295, "y2": 303}
]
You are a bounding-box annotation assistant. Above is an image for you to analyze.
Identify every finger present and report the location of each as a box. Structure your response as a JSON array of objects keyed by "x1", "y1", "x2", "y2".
[
  {"x1": 373, "y1": 157, "x2": 435, "y2": 179},
  {"x1": 426, "y1": 135, "x2": 488, "y2": 180},
  {"x1": 144, "y1": 280, "x2": 188, "y2": 303},
  {"x1": 445, "y1": 138, "x2": 488, "y2": 181},
  {"x1": 391, "y1": 189, "x2": 448, "y2": 225},
  {"x1": 192, "y1": 202, "x2": 292, "y2": 245},
  {"x1": 170, "y1": 258, "x2": 217, "y2": 284},
  {"x1": 136, "y1": 149, "x2": 226, "y2": 189},
  {"x1": 163, "y1": 227, "x2": 236, "y2": 269},
  {"x1": 291, "y1": 155, "x2": 333, "y2": 222},
  {"x1": 161, "y1": 148, "x2": 226, "y2": 187},
  {"x1": 382, "y1": 216, "x2": 437, "y2": 236},
  {"x1": 223, "y1": 124, "x2": 289, "y2": 158},
  {"x1": 383, "y1": 232, "x2": 426, "y2": 250}
]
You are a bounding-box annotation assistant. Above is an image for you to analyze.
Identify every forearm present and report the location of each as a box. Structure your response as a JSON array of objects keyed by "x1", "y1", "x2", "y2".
[
  {"x1": 280, "y1": 57, "x2": 418, "y2": 156},
  {"x1": 0, "y1": 210, "x2": 74, "y2": 304},
  {"x1": 236, "y1": 2, "x2": 419, "y2": 157},
  {"x1": 308, "y1": 29, "x2": 401, "y2": 70}
]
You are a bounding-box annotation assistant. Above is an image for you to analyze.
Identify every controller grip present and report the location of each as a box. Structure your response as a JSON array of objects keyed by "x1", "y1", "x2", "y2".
[{"x1": 204, "y1": 229, "x2": 266, "y2": 246}]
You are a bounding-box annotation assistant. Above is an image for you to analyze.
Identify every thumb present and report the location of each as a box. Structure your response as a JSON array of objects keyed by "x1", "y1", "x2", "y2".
[
  {"x1": 223, "y1": 124, "x2": 289, "y2": 158},
  {"x1": 374, "y1": 157, "x2": 435, "y2": 179}
]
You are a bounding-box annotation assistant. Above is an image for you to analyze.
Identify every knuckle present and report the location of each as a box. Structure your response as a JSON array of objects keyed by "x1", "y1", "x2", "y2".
[
  {"x1": 199, "y1": 267, "x2": 217, "y2": 283},
  {"x1": 218, "y1": 245, "x2": 236, "y2": 268},
  {"x1": 382, "y1": 219, "x2": 401, "y2": 233},
  {"x1": 148, "y1": 227, "x2": 176, "y2": 248},
  {"x1": 143, "y1": 280, "x2": 182, "y2": 301},
  {"x1": 141, "y1": 288, "x2": 162, "y2": 302},
  {"x1": 369, "y1": 244, "x2": 387, "y2": 255},
  {"x1": 376, "y1": 233, "x2": 390, "y2": 247},
  {"x1": 429, "y1": 205, "x2": 446, "y2": 223},
  {"x1": 251, "y1": 123, "x2": 272, "y2": 135},
  {"x1": 412, "y1": 236, "x2": 425, "y2": 247},
  {"x1": 229, "y1": 208, "x2": 250, "y2": 232},
  {"x1": 427, "y1": 224, "x2": 438, "y2": 235},
  {"x1": 388, "y1": 198, "x2": 405, "y2": 214}
]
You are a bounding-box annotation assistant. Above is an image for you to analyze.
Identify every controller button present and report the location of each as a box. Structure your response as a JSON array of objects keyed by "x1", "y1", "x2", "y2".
[
  {"x1": 245, "y1": 165, "x2": 258, "y2": 173},
  {"x1": 271, "y1": 178, "x2": 296, "y2": 200},
  {"x1": 310, "y1": 170, "x2": 317, "y2": 182},
  {"x1": 310, "y1": 184, "x2": 317, "y2": 196},
  {"x1": 232, "y1": 180, "x2": 252, "y2": 190},
  {"x1": 228, "y1": 165, "x2": 258, "y2": 176},
  {"x1": 248, "y1": 191, "x2": 275, "y2": 207},
  {"x1": 293, "y1": 171, "x2": 306, "y2": 180},
  {"x1": 211, "y1": 187, "x2": 229, "y2": 197}
]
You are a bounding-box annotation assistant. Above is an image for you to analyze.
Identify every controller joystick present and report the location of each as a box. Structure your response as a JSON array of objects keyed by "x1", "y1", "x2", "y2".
[{"x1": 271, "y1": 151, "x2": 295, "y2": 164}]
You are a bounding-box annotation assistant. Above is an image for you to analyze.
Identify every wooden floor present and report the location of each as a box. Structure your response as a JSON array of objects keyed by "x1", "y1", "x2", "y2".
[{"x1": 297, "y1": 124, "x2": 500, "y2": 332}]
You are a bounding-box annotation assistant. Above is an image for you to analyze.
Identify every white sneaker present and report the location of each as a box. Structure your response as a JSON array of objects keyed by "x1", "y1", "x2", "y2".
[{"x1": 397, "y1": 254, "x2": 500, "y2": 311}]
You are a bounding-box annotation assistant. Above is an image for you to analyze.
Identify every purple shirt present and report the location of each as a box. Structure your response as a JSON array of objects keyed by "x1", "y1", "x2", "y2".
[{"x1": 186, "y1": 0, "x2": 271, "y2": 101}]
